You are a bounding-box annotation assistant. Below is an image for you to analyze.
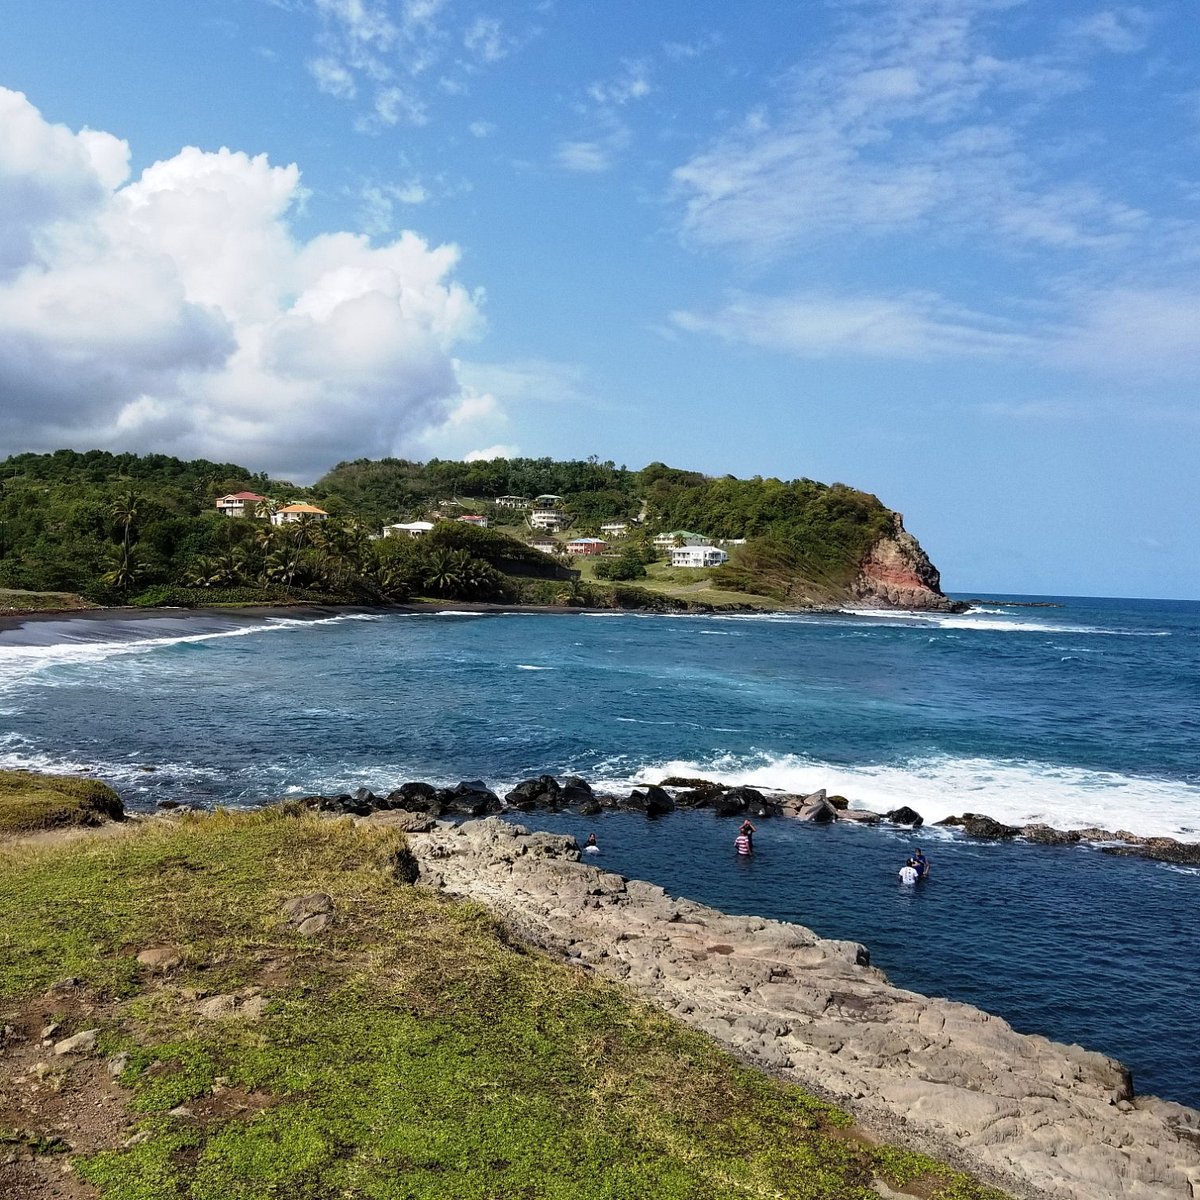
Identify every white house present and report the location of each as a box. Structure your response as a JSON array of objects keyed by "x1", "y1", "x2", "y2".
[
  {"x1": 528, "y1": 537, "x2": 559, "y2": 555},
  {"x1": 458, "y1": 514, "x2": 488, "y2": 527},
  {"x1": 653, "y1": 530, "x2": 710, "y2": 550},
  {"x1": 534, "y1": 493, "x2": 564, "y2": 508},
  {"x1": 529, "y1": 509, "x2": 570, "y2": 532},
  {"x1": 215, "y1": 491, "x2": 266, "y2": 518},
  {"x1": 271, "y1": 503, "x2": 329, "y2": 526},
  {"x1": 384, "y1": 520, "x2": 436, "y2": 538},
  {"x1": 599, "y1": 522, "x2": 629, "y2": 538},
  {"x1": 670, "y1": 545, "x2": 728, "y2": 569},
  {"x1": 566, "y1": 537, "x2": 607, "y2": 556},
  {"x1": 494, "y1": 495, "x2": 530, "y2": 510}
]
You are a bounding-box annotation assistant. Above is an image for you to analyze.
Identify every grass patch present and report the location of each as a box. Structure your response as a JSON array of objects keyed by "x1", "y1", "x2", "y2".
[
  {"x1": 0, "y1": 805, "x2": 1009, "y2": 1199},
  {"x1": 0, "y1": 586, "x2": 96, "y2": 612},
  {"x1": 0, "y1": 769, "x2": 125, "y2": 833}
]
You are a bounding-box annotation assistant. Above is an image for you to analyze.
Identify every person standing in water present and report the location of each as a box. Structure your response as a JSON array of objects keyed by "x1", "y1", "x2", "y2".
[
  {"x1": 584, "y1": 832, "x2": 599, "y2": 854},
  {"x1": 912, "y1": 848, "x2": 929, "y2": 878},
  {"x1": 734, "y1": 821, "x2": 755, "y2": 856},
  {"x1": 898, "y1": 859, "x2": 919, "y2": 885}
]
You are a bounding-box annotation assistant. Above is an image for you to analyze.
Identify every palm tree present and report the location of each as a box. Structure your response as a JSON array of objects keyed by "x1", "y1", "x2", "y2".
[
  {"x1": 102, "y1": 544, "x2": 142, "y2": 593},
  {"x1": 110, "y1": 490, "x2": 141, "y2": 557}
]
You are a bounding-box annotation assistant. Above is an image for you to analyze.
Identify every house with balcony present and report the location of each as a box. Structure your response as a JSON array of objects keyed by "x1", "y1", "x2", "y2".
[
  {"x1": 529, "y1": 508, "x2": 570, "y2": 532},
  {"x1": 215, "y1": 491, "x2": 266, "y2": 518},
  {"x1": 599, "y1": 522, "x2": 629, "y2": 538},
  {"x1": 271, "y1": 503, "x2": 329, "y2": 526},
  {"x1": 567, "y1": 537, "x2": 607, "y2": 556},
  {"x1": 533, "y1": 494, "x2": 564, "y2": 508},
  {"x1": 494, "y1": 495, "x2": 530, "y2": 510},
  {"x1": 652, "y1": 530, "x2": 710, "y2": 550},
  {"x1": 458, "y1": 514, "x2": 488, "y2": 527},
  {"x1": 670, "y1": 545, "x2": 728, "y2": 569}
]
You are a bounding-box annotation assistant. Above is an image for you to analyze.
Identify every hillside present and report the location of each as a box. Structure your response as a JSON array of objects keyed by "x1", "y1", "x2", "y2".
[{"x1": 0, "y1": 449, "x2": 957, "y2": 611}]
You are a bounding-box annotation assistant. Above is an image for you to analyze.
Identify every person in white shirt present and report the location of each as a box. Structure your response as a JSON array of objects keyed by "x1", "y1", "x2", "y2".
[{"x1": 898, "y1": 860, "x2": 919, "y2": 885}]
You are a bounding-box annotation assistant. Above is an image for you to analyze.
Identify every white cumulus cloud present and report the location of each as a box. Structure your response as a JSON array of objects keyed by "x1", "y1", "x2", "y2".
[{"x1": 0, "y1": 87, "x2": 483, "y2": 479}]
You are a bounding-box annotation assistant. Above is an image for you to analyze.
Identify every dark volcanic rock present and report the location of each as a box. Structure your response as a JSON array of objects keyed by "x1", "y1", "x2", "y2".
[
  {"x1": 1101, "y1": 838, "x2": 1200, "y2": 866},
  {"x1": 1021, "y1": 823, "x2": 1082, "y2": 846},
  {"x1": 559, "y1": 776, "x2": 596, "y2": 807},
  {"x1": 958, "y1": 813, "x2": 1019, "y2": 840},
  {"x1": 657, "y1": 776, "x2": 725, "y2": 791},
  {"x1": 505, "y1": 775, "x2": 562, "y2": 810},
  {"x1": 798, "y1": 796, "x2": 839, "y2": 823},
  {"x1": 622, "y1": 786, "x2": 675, "y2": 817},
  {"x1": 673, "y1": 789, "x2": 715, "y2": 808},
  {"x1": 440, "y1": 780, "x2": 502, "y2": 817},
  {"x1": 713, "y1": 786, "x2": 773, "y2": 818},
  {"x1": 883, "y1": 806, "x2": 924, "y2": 827},
  {"x1": 388, "y1": 782, "x2": 442, "y2": 813}
]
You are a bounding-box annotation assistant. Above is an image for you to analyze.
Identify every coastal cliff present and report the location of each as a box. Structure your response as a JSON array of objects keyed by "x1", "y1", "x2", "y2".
[{"x1": 852, "y1": 512, "x2": 963, "y2": 611}]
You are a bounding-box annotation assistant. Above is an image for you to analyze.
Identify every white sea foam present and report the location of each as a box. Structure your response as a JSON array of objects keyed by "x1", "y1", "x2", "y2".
[
  {"x1": 835, "y1": 609, "x2": 1168, "y2": 637},
  {"x1": 0, "y1": 613, "x2": 377, "y2": 694},
  {"x1": 516, "y1": 664, "x2": 551, "y2": 671},
  {"x1": 595, "y1": 750, "x2": 1200, "y2": 841}
]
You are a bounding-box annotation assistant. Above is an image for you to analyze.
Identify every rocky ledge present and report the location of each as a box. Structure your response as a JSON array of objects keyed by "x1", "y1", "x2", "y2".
[
  {"x1": 383, "y1": 815, "x2": 1200, "y2": 1200},
  {"x1": 277, "y1": 775, "x2": 1200, "y2": 869}
]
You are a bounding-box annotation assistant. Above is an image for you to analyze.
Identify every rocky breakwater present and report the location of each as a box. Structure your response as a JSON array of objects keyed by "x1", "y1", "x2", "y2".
[
  {"x1": 386, "y1": 816, "x2": 1200, "y2": 1200},
  {"x1": 852, "y1": 512, "x2": 967, "y2": 612},
  {"x1": 937, "y1": 813, "x2": 1200, "y2": 867}
]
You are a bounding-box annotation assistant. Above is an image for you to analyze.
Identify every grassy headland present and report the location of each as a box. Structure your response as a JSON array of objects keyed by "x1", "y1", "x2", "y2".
[
  {"x1": 0, "y1": 449, "x2": 928, "y2": 614},
  {"x1": 0, "y1": 790, "x2": 1007, "y2": 1199}
]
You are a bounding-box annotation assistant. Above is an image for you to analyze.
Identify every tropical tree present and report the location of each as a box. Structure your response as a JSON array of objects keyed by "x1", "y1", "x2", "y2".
[{"x1": 110, "y1": 490, "x2": 141, "y2": 557}]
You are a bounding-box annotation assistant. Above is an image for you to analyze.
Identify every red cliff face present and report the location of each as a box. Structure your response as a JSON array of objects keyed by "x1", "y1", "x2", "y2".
[{"x1": 851, "y1": 513, "x2": 961, "y2": 611}]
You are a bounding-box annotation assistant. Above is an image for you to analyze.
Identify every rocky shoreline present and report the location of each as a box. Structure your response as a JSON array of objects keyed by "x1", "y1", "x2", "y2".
[
  {"x1": 383, "y1": 814, "x2": 1200, "y2": 1200},
  {"x1": 266, "y1": 772, "x2": 1200, "y2": 869}
]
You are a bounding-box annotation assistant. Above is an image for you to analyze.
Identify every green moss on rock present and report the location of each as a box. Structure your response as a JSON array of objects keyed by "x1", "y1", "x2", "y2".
[{"x1": 0, "y1": 769, "x2": 124, "y2": 832}]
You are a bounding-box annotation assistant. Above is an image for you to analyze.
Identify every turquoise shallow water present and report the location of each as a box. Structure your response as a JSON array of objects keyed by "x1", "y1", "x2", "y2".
[{"x1": 1, "y1": 596, "x2": 1198, "y2": 1103}]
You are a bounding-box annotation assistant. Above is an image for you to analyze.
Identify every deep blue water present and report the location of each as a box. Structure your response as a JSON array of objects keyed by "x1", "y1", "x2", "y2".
[{"x1": 1, "y1": 596, "x2": 1198, "y2": 1104}]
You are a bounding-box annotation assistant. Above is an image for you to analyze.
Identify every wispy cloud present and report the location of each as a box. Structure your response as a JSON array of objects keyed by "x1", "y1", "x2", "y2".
[
  {"x1": 464, "y1": 15, "x2": 514, "y2": 64},
  {"x1": 1061, "y1": 7, "x2": 1153, "y2": 54},
  {"x1": 670, "y1": 0, "x2": 1152, "y2": 262},
  {"x1": 587, "y1": 58, "x2": 652, "y2": 106},
  {"x1": 302, "y1": 0, "x2": 524, "y2": 130},
  {"x1": 557, "y1": 139, "x2": 614, "y2": 173},
  {"x1": 671, "y1": 291, "x2": 1037, "y2": 361}
]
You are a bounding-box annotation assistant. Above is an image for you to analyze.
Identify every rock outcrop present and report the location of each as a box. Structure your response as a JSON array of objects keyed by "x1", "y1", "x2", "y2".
[
  {"x1": 393, "y1": 816, "x2": 1200, "y2": 1200},
  {"x1": 852, "y1": 513, "x2": 966, "y2": 612}
]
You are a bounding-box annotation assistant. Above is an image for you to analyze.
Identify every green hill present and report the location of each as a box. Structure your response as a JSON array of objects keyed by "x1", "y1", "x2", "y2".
[{"x1": 0, "y1": 449, "x2": 952, "y2": 611}]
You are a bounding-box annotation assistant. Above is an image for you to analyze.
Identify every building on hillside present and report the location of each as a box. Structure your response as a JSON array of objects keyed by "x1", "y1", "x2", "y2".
[
  {"x1": 271, "y1": 503, "x2": 329, "y2": 526},
  {"x1": 384, "y1": 520, "x2": 436, "y2": 538},
  {"x1": 599, "y1": 522, "x2": 629, "y2": 538},
  {"x1": 670, "y1": 545, "x2": 728, "y2": 569},
  {"x1": 529, "y1": 508, "x2": 570, "y2": 532},
  {"x1": 494, "y1": 495, "x2": 530, "y2": 510},
  {"x1": 215, "y1": 491, "x2": 266, "y2": 518},
  {"x1": 458, "y1": 514, "x2": 489, "y2": 527},
  {"x1": 533, "y1": 493, "x2": 564, "y2": 508},
  {"x1": 567, "y1": 537, "x2": 607, "y2": 556},
  {"x1": 652, "y1": 530, "x2": 711, "y2": 550},
  {"x1": 528, "y1": 537, "x2": 559, "y2": 555}
]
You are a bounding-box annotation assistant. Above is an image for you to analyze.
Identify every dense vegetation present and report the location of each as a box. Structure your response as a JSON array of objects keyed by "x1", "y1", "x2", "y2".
[
  {"x1": 0, "y1": 799, "x2": 1008, "y2": 1199},
  {"x1": 0, "y1": 448, "x2": 899, "y2": 608}
]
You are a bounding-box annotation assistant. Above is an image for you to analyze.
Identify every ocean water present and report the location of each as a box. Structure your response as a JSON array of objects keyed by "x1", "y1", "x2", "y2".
[{"x1": 1, "y1": 596, "x2": 1198, "y2": 1104}]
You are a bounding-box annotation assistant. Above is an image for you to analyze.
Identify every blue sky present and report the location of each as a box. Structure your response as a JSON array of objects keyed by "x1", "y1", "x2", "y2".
[{"x1": 1, "y1": 1, "x2": 1198, "y2": 597}]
